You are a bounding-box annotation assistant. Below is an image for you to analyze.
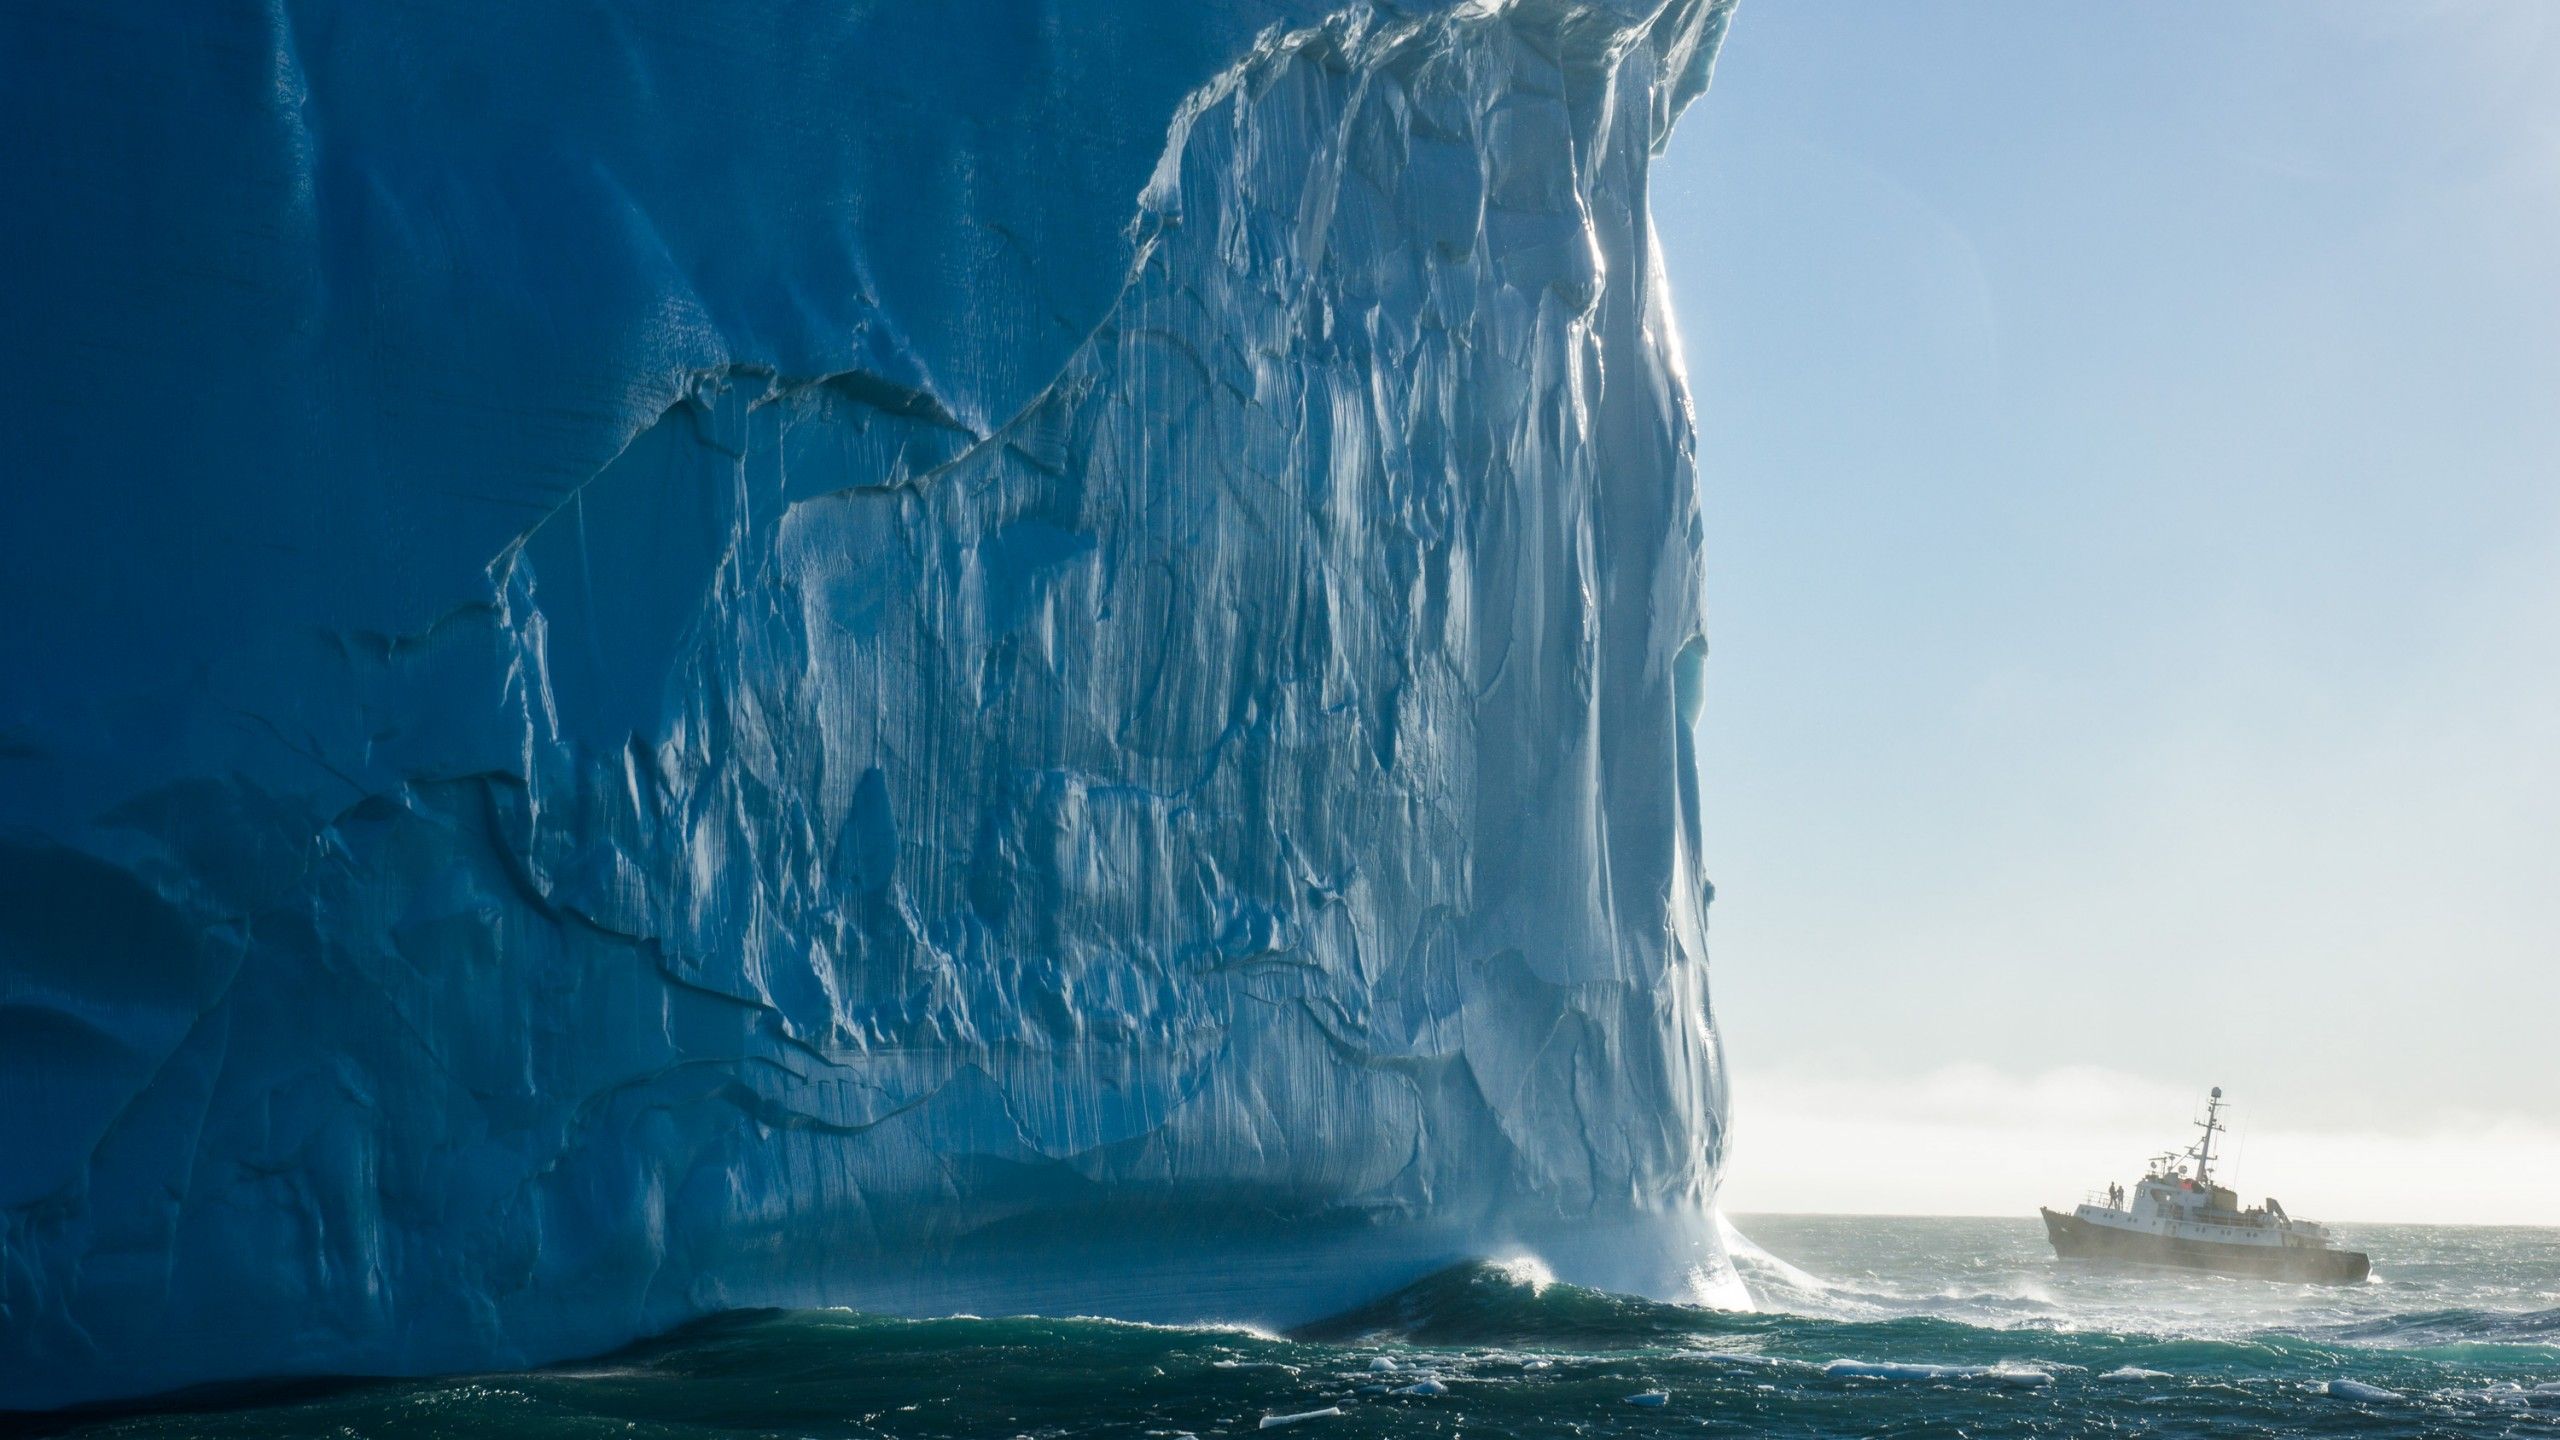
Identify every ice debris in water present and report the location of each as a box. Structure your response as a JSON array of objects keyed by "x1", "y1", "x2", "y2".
[
  {"x1": 1822, "y1": 1358, "x2": 2050, "y2": 1386},
  {"x1": 2101, "y1": 1366, "x2": 2173, "y2": 1381},
  {"x1": 1367, "y1": 1357, "x2": 1399, "y2": 1373},
  {"x1": 1395, "y1": 1379, "x2": 1448, "y2": 1397},
  {"x1": 1625, "y1": 1390, "x2": 1670, "y2": 1407},
  {"x1": 1259, "y1": 1408, "x2": 1345, "y2": 1429},
  {"x1": 1825, "y1": 1359, "x2": 1971, "y2": 1382},
  {"x1": 2324, "y1": 1380, "x2": 2405, "y2": 1403}
]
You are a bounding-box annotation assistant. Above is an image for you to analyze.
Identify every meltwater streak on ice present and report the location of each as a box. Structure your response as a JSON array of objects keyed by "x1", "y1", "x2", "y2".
[{"x1": 26, "y1": 1220, "x2": 2560, "y2": 1439}]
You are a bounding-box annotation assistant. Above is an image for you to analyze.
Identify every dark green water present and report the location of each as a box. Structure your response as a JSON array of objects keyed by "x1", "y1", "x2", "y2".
[{"x1": 20, "y1": 1217, "x2": 2560, "y2": 1438}]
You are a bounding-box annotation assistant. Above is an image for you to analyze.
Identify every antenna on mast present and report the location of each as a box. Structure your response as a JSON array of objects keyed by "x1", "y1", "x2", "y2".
[{"x1": 2192, "y1": 1085, "x2": 2225, "y2": 1186}]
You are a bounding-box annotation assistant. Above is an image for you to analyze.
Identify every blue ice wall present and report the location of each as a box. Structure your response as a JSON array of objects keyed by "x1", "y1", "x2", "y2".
[{"x1": 0, "y1": 0, "x2": 1734, "y2": 1409}]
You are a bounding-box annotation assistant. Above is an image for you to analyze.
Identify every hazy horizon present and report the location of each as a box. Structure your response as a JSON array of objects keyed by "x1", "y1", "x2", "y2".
[{"x1": 1653, "y1": 1, "x2": 2560, "y2": 1225}]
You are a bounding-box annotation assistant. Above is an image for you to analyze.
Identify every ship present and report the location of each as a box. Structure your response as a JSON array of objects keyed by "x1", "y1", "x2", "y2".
[{"x1": 2039, "y1": 1087, "x2": 2370, "y2": 1284}]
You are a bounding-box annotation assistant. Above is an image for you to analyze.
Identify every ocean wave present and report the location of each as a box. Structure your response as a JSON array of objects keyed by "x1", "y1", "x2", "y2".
[
  {"x1": 2322, "y1": 1306, "x2": 2560, "y2": 1346},
  {"x1": 27, "y1": 1249, "x2": 2560, "y2": 1439},
  {"x1": 1288, "y1": 1260, "x2": 1727, "y2": 1348}
]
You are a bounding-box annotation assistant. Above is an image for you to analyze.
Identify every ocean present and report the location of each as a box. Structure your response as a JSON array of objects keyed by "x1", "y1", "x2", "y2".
[{"x1": 19, "y1": 1215, "x2": 2559, "y2": 1438}]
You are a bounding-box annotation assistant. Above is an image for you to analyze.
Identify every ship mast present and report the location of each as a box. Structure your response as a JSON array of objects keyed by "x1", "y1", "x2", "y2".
[{"x1": 2191, "y1": 1085, "x2": 2225, "y2": 1186}]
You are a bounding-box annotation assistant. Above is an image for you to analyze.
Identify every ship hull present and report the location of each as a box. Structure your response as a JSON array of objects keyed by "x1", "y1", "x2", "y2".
[{"x1": 2040, "y1": 1209, "x2": 2370, "y2": 1284}]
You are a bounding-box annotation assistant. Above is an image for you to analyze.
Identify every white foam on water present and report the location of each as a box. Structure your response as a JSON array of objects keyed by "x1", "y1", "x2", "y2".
[
  {"x1": 1717, "y1": 1213, "x2": 1831, "y2": 1300},
  {"x1": 2101, "y1": 1366, "x2": 2173, "y2": 1381},
  {"x1": 1694, "y1": 1350, "x2": 1786, "y2": 1368}
]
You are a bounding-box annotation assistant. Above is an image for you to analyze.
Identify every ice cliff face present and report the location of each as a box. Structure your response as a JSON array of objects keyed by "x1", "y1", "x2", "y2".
[{"x1": 0, "y1": 0, "x2": 1734, "y2": 1409}]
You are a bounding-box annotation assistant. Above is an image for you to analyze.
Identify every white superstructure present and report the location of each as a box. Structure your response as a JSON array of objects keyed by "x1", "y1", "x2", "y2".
[{"x1": 2068, "y1": 1088, "x2": 2338, "y2": 1251}]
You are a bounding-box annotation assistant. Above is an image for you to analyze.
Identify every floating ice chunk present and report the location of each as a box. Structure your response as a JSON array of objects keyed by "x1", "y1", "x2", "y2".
[
  {"x1": 1523, "y1": 1358, "x2": 1554, "y2": 1371},
  {"x1": 1259, "y1": 1408, "x2": 1345, "y2": 1429},
  {"x1": 2324, "y1": 1380, "x2": 2404, "y2": 1402},
  {"x1": 1396, "y1": 1379, "x2": 1448, "y2": 1396},
  {"x1": 1821, "y1": 1358, "x2": 2055, "y2": 1386},
  {"x1": 1824, "y1": 1359, "x2": 1974, "y2": 1381},
  {"x1": 2100, "y1": 1366, "x2": 2172, "y2": 1381},
  {"x1": 1367, "y1": 1357, "x2": 1399, "y2": 1373},
  {"x1": 1625, "y1": 1390, "x2": 1669, "y2": 1407}
]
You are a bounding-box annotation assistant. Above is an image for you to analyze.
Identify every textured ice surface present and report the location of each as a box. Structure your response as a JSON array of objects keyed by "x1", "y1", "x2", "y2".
[{"x1": 0, "y1": 0, "x2": 1733, "y2": 1408}]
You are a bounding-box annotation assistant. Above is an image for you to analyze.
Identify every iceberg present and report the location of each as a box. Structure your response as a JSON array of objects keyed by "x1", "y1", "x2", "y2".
[{"x1": 0, "y1": 0, "x2": 1735, "y2": 1409}]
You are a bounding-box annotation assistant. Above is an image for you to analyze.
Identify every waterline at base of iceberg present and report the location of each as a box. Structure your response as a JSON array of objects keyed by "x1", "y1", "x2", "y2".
[{"x1": 27, "y1": 1221, "x2": 2560, "y2": 1440}]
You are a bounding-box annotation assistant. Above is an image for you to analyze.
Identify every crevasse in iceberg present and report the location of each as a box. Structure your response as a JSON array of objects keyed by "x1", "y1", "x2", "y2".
[{"x1": 0, "y1": 0, "x2": 1734, "y2": 1409}]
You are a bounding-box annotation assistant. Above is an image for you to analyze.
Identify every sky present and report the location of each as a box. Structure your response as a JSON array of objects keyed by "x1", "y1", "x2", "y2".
[{"x1": 1649, "y1": 1, "x2": 2560, "y2": 1223}]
